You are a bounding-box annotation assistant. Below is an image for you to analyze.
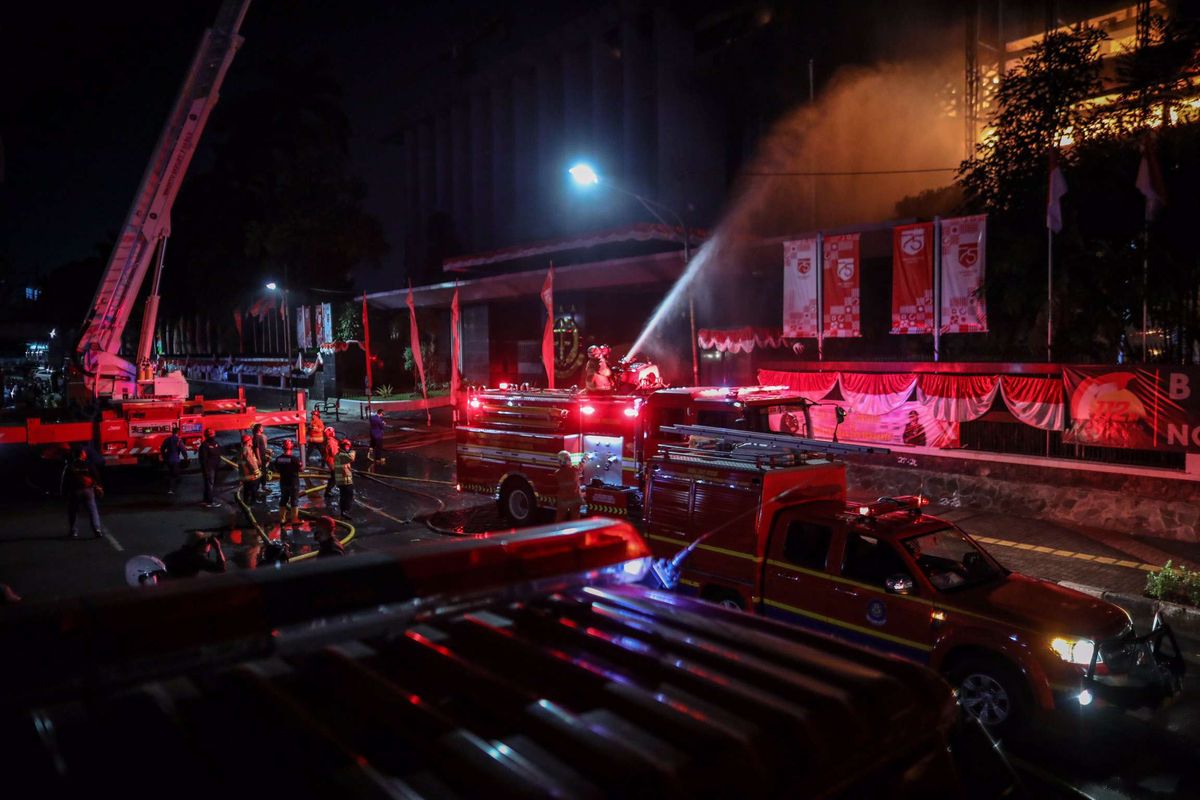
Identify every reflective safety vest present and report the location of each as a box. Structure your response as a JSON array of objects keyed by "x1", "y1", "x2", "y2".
[
  {"x1": 309, "y1": 416, "x2": 325, "y2": 443},
  {"x1": 239, "y1": 447, "x2": 261, "y2": 481},
  {"x1": 334, "y1": 450, "x2": 354, "y2": 486}
]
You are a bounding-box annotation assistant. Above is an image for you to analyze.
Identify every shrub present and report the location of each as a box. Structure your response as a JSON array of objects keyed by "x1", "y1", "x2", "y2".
[
  {"x1": 374, "y1": 384, "x2": 394, "y2": 398},
  {"x1": 1145, "y1": 560, "x2": 1200, "y2": 608}
]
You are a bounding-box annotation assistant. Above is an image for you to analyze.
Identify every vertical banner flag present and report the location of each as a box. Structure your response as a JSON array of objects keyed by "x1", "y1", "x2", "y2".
[
  {"x1": 233, "y1": 309, "x2": 244, "y2": 353},
  {"x1": 1047, "y1": 151, "x2": 1067, "y2": 233},
  {"x1": 361, "y1": 292, "x2": 373, "y2": 396},
  {"x1": 939, "y1": 215, "x2": 988, "y2": 333},
  {"x1": 541, "y1": 264, "x2": 555, "y2": 389},
  {"x1": 782, "y1": 238, "x2": 819, "y2": 337},
  {"x1": 1136, "y1": 138, "x2": 1166, "y2": 220},
  {"x1": 407, "y1": 282, "x2": 431, "y2": 427},
  {"x1": 822, "y1": 233, "x2": 861, "y2": 338},
  {"x1": 891, "y1": 223, "x2": 934, "y2": 334},
  {"x1": 450, "y1": 286, "x2": 462, "y2": 410},
  {"x1": 316, "y1": 303, "x2": 333, "y2": 345}
]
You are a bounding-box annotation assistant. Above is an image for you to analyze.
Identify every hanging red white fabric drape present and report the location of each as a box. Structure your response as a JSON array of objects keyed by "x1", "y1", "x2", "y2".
[
  {"x1": 916, "y1": 374, "x2": 1000, "y2": 422},
  {"x1": 1000, "y1": 375, "x2": 1064, "y2": 431},
  {"x1": 757, "y1": 369, "x2": 837, "y2": 401},
  {"x1": 698, "y1": 327, "x2": 786, "y2": 353},
  {"x1": 838, "y1": 373, "x2": 916, "y2": 415}
]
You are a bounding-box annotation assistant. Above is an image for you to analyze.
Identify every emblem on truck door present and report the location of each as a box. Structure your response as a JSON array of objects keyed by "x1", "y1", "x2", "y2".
[{"x1": 867, "y1": 599, "x2": 888, "y2": 626}]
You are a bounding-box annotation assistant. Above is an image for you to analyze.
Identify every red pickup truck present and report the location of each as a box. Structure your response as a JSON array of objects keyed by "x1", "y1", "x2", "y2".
[{"x1": 643, "y1": 426, "x2": 1185, "y2": 733}]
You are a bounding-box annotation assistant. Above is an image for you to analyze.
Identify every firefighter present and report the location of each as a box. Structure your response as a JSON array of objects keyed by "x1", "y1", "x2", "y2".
[
  {"x1": 334, "y1": 438, "x2": 355, "y2": 520},
  {"x1": 585, "y1": 345, "x2": 614, "y2": 391},
  {"x1": 251, "y1": 422, "x2": 271, "y2": 500},
  {"x1": 237, "y1": 434, "x2": 261, "y2": 516},
  {"x1": 159, "y1": 425, "x2": 188, "y2": 496},
  {"x1": 323, "y1": 427, "x2": 339, "y2": 500},
  {"x1": 553, "y1": 450, "x2": 584, "y2": 522},
  {"x1": 198, "y1": 427, "x2": 223, "y2": 508},
  {"x1": 63, "y1": 446, "x2": 104, "y2": 538},
  {"x1": 308, "y1": 408, "x2": 325, "y2": 464},
  {"x1": 274, "y1": 439, "x2": 302, "y2": 525}
]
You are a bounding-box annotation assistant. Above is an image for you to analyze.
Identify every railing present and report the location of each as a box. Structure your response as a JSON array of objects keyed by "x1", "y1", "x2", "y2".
[{"x1": 958, "y1": 420, "x2": 1186, "y2": 470}]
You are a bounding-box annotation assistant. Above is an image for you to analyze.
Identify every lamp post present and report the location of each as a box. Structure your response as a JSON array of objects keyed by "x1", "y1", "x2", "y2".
[
  {"x1": 568, "y1": 163, "x2": 698, "y2": 385},
  {"x1": 265, "y1": 277, "x2": 291, "y2": 358}
]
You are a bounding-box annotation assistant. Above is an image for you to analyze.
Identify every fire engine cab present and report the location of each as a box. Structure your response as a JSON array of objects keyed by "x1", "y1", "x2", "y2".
[
  {"x1": 455, "y1": 383, "x2": 813, "y2": 524},
  {"x1": 643, "y1": 424, "x2": 1185, "y2": 732}
]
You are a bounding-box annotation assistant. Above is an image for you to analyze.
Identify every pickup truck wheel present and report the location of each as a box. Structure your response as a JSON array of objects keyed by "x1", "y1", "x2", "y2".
[
  {"x1": 950, "y1": 657, "x2": 1028, "y2": 735},
  {"x1": 498, "y1": 480, "x2": 535, "y2": 525},
  {"x1": 701, "y1": 587, "x2": 745, "y2": 610}
]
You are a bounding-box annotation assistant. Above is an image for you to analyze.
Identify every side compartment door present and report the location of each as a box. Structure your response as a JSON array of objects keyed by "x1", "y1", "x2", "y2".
[
  {"x1": 760, "y1": 508, "x2": 835, "y2": 630},
  {"x1": 824, "y1": 532, "x2": 935, "y2": 663}
]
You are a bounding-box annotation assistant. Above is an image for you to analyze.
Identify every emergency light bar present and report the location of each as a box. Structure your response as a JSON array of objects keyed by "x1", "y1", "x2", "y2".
[{"x1": 856, "y1": 495, "x2": 928, "y2": 517}]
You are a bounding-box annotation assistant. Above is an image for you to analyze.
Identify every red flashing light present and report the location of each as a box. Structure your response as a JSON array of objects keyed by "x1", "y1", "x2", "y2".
[
  {"x1": 623, "y1": 406, "x2": 639, "y2": 418},
  {"x1": 856, "y1": 495, "x2": 928, "y2": 518},
  {"x1": 468, "y1": 398, "x2": 482, "y2": 409},
  {"x1": 499, "y1": 382, "x2": 510, "y2": 389},
  {"x1": 580, "y1": 405, "x2": 596, "y2": 416}
]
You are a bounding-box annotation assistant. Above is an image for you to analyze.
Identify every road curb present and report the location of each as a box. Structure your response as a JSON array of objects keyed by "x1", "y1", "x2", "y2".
[{"x1": 1059, "y1": 580, "x2": 1200, "y2": 640}]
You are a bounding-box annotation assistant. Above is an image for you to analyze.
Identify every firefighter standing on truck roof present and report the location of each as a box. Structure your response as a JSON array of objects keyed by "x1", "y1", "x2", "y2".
[
  {"x1": 323, "y1": 428, "x2": 339, "y2": 500},
  {"x1": 274, "y1": 439, "x2": 302, "y2": 526},
  {"x1": 308, "y1": 408, "x2": 325, "y2": 464},
  {"x1": 237, "y1": 435, "x2": 261, "y2": 519},
  {"x1": 199, "y1": 427, "x2": 222, "y2": 508},
  {"x1": 334, "y1": 438, "x2": 355, "y2": 520},
  {"x1": 554, "y1": 450, "x2": 584, "y2": 522},
  {"x1": 585, "y1": 345, "x2": 614, "y2": 391}
]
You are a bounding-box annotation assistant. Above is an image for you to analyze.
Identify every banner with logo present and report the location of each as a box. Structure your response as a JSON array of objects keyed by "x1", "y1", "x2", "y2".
[
  {"x1": 939, "y1": 215, "x2": 988, "y2": 333},
  {"x1": 891, "y1": 222, "x2": 934, "y2": 334},
  {"x1": 782, "y1": 238, "x2": 819, "y2": 337},
  {"x1": 822, "y1": 233, "x2": 861, "y2": 338},
  {"x1": 766, "y1": 400, "x2": 959, "y2": 449},
  {"x1": 314, "y1": 302, "x2": 334, "y2": 347},
  {"x1": 1063, "y1": 367, "x2": 1198, "y2": 451}
]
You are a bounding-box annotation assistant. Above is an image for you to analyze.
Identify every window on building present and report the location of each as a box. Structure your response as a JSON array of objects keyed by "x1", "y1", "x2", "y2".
[{"x1": 25, "y1": 287, "x2": 41, "y2": 301}]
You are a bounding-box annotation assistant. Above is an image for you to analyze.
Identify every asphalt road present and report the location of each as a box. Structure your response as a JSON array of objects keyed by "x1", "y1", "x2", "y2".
[{"x1": 1, "y1": 431, "x2": 1199, "y2": 798}]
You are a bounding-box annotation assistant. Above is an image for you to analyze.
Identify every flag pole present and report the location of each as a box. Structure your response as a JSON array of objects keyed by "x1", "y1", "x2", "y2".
[
  {"x1": 933, "y1": 216, "x2": 941, "y2": 362},
  {"x1": 1046, "y1": 229, "x2": 1053, "y2": 363},
  {"x1": 1142, "y1": 219, "x2": 1149, "y2": 363},
  {"x1": 816, "y1": 232, "x2": 824, "y2": 361}
]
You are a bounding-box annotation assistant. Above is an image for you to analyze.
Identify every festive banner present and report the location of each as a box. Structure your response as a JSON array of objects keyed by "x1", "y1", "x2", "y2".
[
  {"x1": 361, "y1": 293, "x2": 373, "y2": 395},
  {"x1": 756, "y1": 369, "x2": 837, "y2": 402},
  {"x1": 1063, "y1": 367, "x2": 1196, "y2": 451},
  {"x1": 766, "y1": 399, "x2": 959, "y2": 449},
  {"x1": 295, "y1": 305, "x2": 309, "y2": 349},
  {"x1": 916, "y1": 374, "x2": 1000, "y2": 422},
  {"x1": 822, "y1": 233, "x2": 861, "y2": 338},
  {"x1": 1000, "y1": 376, "x2": 1064, "y2": 431},
  {"x1": 838, "y1": 372, "x2": 915, "y2": 416},
  {"x1": 891, "y1": 223, "x2": 934, "y2": 334},
  {"x1": 233, "y1": 309, "x2": 243, "y2": 353},
  {"x1": 451, "y1": 287, "x2": 462, "y2": 409},
  {"x1": 699, "y1": 327, "x2": 786, "y2": 354},
  {"x1": 541, "y1": 266, "x2": 555, "y2": 389},
  {"x1": 407, "y1": 282, "x2": 431, "y2": 427},
  {"x1": 782, "y1": 238, "x2": 819, "y2": 338},
  {"x1": 939, "y1": 215, "x2": 988, "y2": 333},
  {"x1": 315, "y1": 303, "x2": 333, "y2": 345}
]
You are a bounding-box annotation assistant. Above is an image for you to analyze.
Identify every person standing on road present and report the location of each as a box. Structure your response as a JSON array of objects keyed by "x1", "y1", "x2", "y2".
[
  {"x1": 334, "y1": 438, "x2": 355, "y2": 520},
  {"x1": 323, "y1": 427, "x2": 339, "y2": 500},
  {"x1": 198, "y1": 427, "x2": 223, "y2": 508},
  {"x1": 553, "y1": 450, "x2": 584, "y2": 522},
  {"x1": 274, "y1": 439, "x2": 302, "y2": 526},
  {"x1": 160, "y1": 426, "x2": 188, "y2": 496},
  {"x1": 252, "y1": 423, "x2": 271, "y2": 500},
  {"x1": 62, "y1": 446, "x2": 104, "y2": 538},
  {"x1": 369, "y1": 409, "x2": 387, "y2": 465},
  {"x1": 308, "y1": 409, "x2": 325, "y2": 464},
  {"x1": 237, "y1": 435, "x2": 261, "y2": 517}
]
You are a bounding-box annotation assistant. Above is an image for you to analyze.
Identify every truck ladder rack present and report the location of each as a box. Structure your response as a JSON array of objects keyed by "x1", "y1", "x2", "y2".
[{"x1": 660, "y1": 424, "x2": 890, "y2": 457}]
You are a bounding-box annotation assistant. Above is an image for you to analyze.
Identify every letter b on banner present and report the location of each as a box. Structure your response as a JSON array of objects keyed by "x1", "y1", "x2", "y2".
[{"x1": 1170, "y1": 373, "x2": 1191, "y2": 401}]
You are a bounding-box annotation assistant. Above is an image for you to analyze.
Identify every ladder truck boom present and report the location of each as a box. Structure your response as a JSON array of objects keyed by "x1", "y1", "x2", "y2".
[{"x1": 76, "y1": 0, "x2": 251, "y2": 399}]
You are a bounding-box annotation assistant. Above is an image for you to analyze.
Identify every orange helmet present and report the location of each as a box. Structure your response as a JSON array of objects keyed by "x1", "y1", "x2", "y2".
[
  {"x1": 324, "y1": 426, "x2": 335, "y2": 436},
  {"x1": 241, "y1": 435, "x2": 252, "y2": 444},
  {"x1": 282, "y1": 440, "x2": 295, "y2": 451},
  {"x1": 340, "y1": 438, "x2": 352, "y2": 449}
]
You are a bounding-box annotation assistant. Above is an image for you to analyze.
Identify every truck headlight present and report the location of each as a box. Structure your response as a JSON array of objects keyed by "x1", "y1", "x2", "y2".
[{"x1": 1050, "y1": 636, "x2": 1099, "y2": 665}]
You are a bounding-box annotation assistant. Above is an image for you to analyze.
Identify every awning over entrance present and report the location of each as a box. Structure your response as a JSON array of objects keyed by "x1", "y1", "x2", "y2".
[{"x1": 367, "y1": 249, "x2": 686, "y2": 310}]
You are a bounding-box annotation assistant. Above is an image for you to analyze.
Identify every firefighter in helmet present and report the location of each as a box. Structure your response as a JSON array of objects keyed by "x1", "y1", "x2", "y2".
[
  {"x1": 585, "y1": 345, "x2": 614, "y2": 391},
  {"x1": 237, "y1": 434, "x2": 261, "y2": 520},
  {"x1": 554, "y1": 450, "x2": 584, "y2": 522}
]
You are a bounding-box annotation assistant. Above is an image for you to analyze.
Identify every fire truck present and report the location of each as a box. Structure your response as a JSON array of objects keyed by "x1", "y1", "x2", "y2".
[
  {"x1": 0, "y1": 1, "x2": 307, "y2": 464},
  {"x1": 641, "y1": 424, "x2": 1185, "y2": 732},
  {"x1": 456, "y1": 382, "x2": 815, "y2": 524}
]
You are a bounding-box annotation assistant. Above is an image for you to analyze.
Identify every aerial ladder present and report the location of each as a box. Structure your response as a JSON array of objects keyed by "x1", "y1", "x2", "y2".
[{"x1": 74, "y1": 0, "x2": 251, "y2": 402}]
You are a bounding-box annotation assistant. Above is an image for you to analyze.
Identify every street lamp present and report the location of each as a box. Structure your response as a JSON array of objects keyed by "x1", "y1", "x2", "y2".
[
  {"x1": 567, "y1": 162, "x2": 698, "y2": 385},
  {"x1": 265, "y1": 281, "x2": 277, "y2": 291},
  {"x1": 264, "y1": 279, "x2": 291, "y2": 357}
]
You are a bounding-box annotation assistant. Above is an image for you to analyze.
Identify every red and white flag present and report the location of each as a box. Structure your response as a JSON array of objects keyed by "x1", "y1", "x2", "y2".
[
  {"x1": 822, "y1": 233, "x2": 861, "y2": 338},
  {"x1": 891, "y1": 222, "x2": 934, "y2": 334},
  {"x1": 450, "y1": 285, "x2": 461, "y2": 409},
  {"x1": 1136, "y1": 139, "x2": 1166, "y2": 221},
  {"x1": 939, "y1": 215, "x2": 988, "y2": 334},
  {"x1": 782, "y1": 238, "x2": 819, "y2": 337},
  {"x1": 541, "y1": 264, "x2": 555, "y2": 389},
  {"x1": 1046, "y1": 150, "x2": 1068, "y2": 233},
  {"x1": 361, "y1": 292, "x2": 373, "y2": 395},
  {"x1": 407, "y1": 281, "x2": 431, "y2": 427}
]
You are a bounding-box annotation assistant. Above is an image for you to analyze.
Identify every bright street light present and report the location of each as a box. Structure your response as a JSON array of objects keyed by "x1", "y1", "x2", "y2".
[
  {"x1": 265, "y1": 281, "x2": 278, "y2": 290},
  {"x1": 568, "y1": 163, "x2": 600, "y2": 187}
]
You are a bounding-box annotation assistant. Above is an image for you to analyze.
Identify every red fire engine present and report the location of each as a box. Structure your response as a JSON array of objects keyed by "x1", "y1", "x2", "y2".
[{"x1": 456, "y1": 383, "x2": 815, "y2": 523}]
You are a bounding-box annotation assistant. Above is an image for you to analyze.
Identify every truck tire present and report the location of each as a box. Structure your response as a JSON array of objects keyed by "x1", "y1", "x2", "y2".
[
  {"x1": 701, "y1": 587, "x2": 745, "y2": 611},
  {"x1": 499, "y1": 479, "x2": 536, "y2": 525},
  {"x1": 948, "y1": 656, "x2": 1028, "y2": 735}
]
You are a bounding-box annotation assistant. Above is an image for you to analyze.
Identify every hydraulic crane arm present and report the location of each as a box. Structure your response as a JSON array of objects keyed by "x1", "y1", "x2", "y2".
[{"x1": 76, "y1": 0, "x2": 251, "y2": 395}]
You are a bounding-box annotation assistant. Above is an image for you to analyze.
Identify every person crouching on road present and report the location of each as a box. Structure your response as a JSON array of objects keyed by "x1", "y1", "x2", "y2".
[
  {"x1": 274, "y1": 439, "x2": 302, "y2": 526},
  {"x1": 334, "y1": 438, "x2": 355, "y2": 520},
  {"x1": 198, "y1": 427, "x2": 223, "y2": 508},
  {"x1": 369, "y1": 409, "x2": 387, "y2": 464},
  {"x1": 554, "y1": 450, "x2": 584, "y2": 522},
  {"x1": 252, "y1": 422, "x2": 271, "y2": 500},
  {"x1": 160, "y1": 425, "x2": 188, "y2": 496},
  {"x1": 63, "y1": 445, "x2": 104, "y2": 538},
  {"x1": 323, "y1": 427, "x2": 339, "y2": 500},
  {"x1": 308, "y1": 409, "x2": 325, "y2": 464},
  {"x1": 162, "y1": 531, "x2": 227, "y2": 578},
  {"x1": 237, "y1": 434, "x2": 261, "y2": 519}
]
